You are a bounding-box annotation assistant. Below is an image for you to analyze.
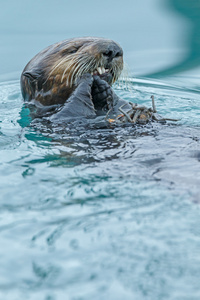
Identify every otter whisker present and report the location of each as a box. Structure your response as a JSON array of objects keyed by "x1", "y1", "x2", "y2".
[
  {"x1": 54, "y1": 54, "x2": 87, "y2": 84},
  {"x1": 71, "y1": 58, "x2": 90, "y2": 77},
  {"x1": 70, "y1": 57, "x2": 96, "y2": 87},
  {"x1": 66, "y1": 64, "x2": 80, "y2": 86},
  {"x1": 43, "y1": 56, "x2": 74, "y2": 86},
  {"x1": 70, "y1": 61, "x2": 91, "y2": 86},
  {"x1": 110, "y1": 62, "x2": 122, "y2": 84},
  {"x1": 61, "y1": 58, "x2": 79, "y2": 84},
  {"x1": 62, "y1": 55, "x2": 91, "y2": 85},
  {"x1": 69, "y1": 64, "x2": 83, "y2": 86}
]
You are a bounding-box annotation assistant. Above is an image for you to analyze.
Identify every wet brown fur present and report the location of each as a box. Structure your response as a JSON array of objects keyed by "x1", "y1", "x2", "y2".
[{"x1": 21, "y1": 37, "x2": 123, "y2": 106}]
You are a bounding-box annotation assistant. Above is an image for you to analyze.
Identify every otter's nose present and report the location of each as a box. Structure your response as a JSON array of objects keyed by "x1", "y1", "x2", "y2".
[{"x1": 102, "y1": 44, "x2": 123, "y2": 61}]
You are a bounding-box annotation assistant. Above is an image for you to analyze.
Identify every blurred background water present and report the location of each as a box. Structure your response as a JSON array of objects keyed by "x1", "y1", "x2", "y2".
[{"x1": 0, "y1": 1, "x2": 200, "y2": 300}]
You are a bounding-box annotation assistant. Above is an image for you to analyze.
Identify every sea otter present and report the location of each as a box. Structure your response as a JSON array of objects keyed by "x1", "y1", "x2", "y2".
[{"x1": 21, "y1": 37, "x2": 131, "y2": 121}]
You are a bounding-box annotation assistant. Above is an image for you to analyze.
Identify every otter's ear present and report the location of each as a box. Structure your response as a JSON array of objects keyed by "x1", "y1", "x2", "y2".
[{"x1": 23, "y1": 70, "x2": 40, "y2": 82}]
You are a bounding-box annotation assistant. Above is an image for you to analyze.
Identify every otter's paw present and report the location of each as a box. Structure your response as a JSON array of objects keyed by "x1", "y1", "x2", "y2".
[
  {"x1": 76, "y1": 73, "x2": 94, "y2": 86},
  {"x1": 91, "y1": 75, "x2": 113, "y2": 110}
]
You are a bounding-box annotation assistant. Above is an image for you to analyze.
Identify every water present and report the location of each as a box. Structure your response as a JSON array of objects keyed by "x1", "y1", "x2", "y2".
[{"x1": 1, "y1": 1, "x2": 200, "y2": 300}]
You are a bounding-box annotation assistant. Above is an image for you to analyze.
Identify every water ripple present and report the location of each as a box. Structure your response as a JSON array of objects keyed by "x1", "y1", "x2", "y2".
[{"x1": 0, "y1": 79, "x2": 200, "y2": 299}]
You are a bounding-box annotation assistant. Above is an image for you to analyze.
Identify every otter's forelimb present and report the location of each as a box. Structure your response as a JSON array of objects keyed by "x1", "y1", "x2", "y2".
[
  {"x1": 50, "y1": 73, "x2": 131, "y2": 122},
  {"x1": 50, "y1": 74, "x2": 96, "y2": 121}
]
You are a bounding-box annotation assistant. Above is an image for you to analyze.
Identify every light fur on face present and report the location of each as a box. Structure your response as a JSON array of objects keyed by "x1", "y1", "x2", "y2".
[{"x1": 45, "y1": 39, "x2": 123, "y2": 88}]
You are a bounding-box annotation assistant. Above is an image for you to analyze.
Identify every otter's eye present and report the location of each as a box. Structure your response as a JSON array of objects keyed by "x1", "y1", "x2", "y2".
[
  {"x1": 62, "y1": 47, "x2": 79, "y2": 56},
  {"x1": 68, "y1": 46, "x2": 81, "y2": 54},
  {"x1": 69, "y1": 49, "x2": 78, "y2": 54}
]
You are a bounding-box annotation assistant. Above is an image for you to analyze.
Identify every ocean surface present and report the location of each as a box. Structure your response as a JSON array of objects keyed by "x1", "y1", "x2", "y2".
[{"x1": 0, "y1": 1, "x2": 200, "y2": 299}]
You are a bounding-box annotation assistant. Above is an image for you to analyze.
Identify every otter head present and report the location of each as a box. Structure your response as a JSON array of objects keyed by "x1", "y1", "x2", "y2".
[
  {"x1": 21, "y1": 37, "x2": 123, "y2": 105},
  {"x1": 51, "y1": 37, "x2": 123, "y2": 86}
]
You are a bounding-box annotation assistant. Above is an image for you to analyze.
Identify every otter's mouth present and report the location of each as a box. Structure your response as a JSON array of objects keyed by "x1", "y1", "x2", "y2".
[
  {"x1": 91, "y1": 67, "x2": 110, "y2": 76},
  {"x1": 91, "y1": 67, "x2": 113, "y2": 85}
]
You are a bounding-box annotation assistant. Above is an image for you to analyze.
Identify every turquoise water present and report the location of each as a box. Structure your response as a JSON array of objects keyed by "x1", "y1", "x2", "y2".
[{"x1": 1, "y1": 1, "x2": 200, "y2": 300}]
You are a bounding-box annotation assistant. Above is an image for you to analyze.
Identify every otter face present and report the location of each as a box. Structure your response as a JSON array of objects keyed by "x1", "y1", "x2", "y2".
[
  {"x1": 50, "y1": 37, "x2": 124, "y2": 87},
  {"x1": 21, "y1": 37, "x2": 124, "y2": 105}
]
